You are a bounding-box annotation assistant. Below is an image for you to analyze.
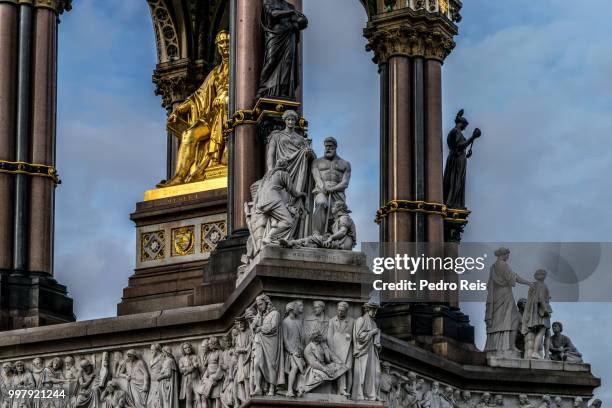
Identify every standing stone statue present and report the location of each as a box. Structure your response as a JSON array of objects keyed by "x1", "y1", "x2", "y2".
[
  {"x1": 352, "y1": 302, "x2": 381, "y2": 401},
  {"x1": 311, "y1": 137, "x2": 351, "y2": 235},
  {"x1": 198, "y1": 336, "x2": 224, "y2": 408},
  {"x1": 118, "y1": 350, "x2": 150, "y2": 408},
  {"x1": 304, "y1": 301, "x2": 328, "y2": 344},
  {"x1": 461, "y1": 391, "x2": 475, "y2": 408},
  {"x1": 75, "y1": 359, "x2": 98, "y2": 408},
  {"x1": 251, "y1": 295, "x2": 284, "y2": 396},
  {"x1": 149, "y1": 344, "x2": 164, "y2": 408},
  {"x1": 158, "y1": 346, "x2": 179, "y2": 408},
  {"x1": 549, "y1": 322, "x2": 583, "y2": 363},
  {"x1": 158, "y1": 31, "x2": 230, "y2": 187},
  {"x1": 282, "y1": 301, "x2": 305, "y2": 397},
  {"x1": 234, "y1": 316, "x2": 252, "y2": 404},
  {"x1": 178, "y1": 343, "x2": 200, "y2": 408},
  {"x1": 257, "y1": 0, "x2": 308, "y2": 99},
  {"x1": 521, "y1": 269, "x2": 552, "y2": 359},
  {"x1": 422, "y1": 381, "x2": 449, "y2": 408},
  {"x1": 0, "y1": 363, "x2": 11, "y2": 408},
  {"x1": 378, "y1": 362, "x2": 394, "y2": 403},
  {"x1": 477, "y1": 393, "x2": 493, "y2": 408},
  {"x1": 327, "y1": 301, "x2": 354, "y2": 397},
  {"x1": 485, "y1": 248, "x2": 533, "y2": 358},
  {"x1": 31, "y1": 358, "x2": 44, "y2": 388},
  {"x1": 443, "y1": 109, "x2": 481, "y2": 209}
]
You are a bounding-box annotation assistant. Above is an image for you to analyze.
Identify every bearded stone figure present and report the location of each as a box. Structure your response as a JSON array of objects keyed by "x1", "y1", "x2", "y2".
[{"x1": 158, "y1": 31, "x2": 230, "y2": 187}]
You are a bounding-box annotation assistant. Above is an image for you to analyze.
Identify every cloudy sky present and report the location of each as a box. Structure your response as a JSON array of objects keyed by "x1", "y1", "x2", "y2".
[{"x1": 53, "y1": 0, "x2": 612, "y2": 402}]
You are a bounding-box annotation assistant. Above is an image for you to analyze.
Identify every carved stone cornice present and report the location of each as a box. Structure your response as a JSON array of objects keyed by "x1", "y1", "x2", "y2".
[
  {"x1": 152, "y1": 58, "x2": 208, "y2": 109},
  {"x1": 0, "y1": 0, "x2": 73, "y2": 13},
  {"x1": 364, "y1": 6, "x2": 460, "y2": 64}
]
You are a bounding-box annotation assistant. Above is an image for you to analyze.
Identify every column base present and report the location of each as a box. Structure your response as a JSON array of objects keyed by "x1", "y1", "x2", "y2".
[{"x1": 0, "y1": 271, "x2": 75, "y2": 330}]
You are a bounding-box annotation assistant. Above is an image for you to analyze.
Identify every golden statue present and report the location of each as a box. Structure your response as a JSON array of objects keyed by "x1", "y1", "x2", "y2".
[{"x1": 158, "y1": 30, "x2": 230, "y2": 187}]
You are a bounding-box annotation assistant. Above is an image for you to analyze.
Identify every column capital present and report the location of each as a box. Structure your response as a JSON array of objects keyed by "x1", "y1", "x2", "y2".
[
  {"x1": 364, "y1": 2, "x2": 461, "y2": 64},
  {"x1": 2, "y1": 0, "x2": 73, "y2": 14},
  {"x1": 152, "y1": 59, "x2": 207, "y2": 109}
]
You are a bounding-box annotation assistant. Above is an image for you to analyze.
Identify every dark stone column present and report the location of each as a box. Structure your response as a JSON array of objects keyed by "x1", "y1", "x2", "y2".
[
  {"x1": 29, "y1": 5, "x2": 57, "y2": 275},
  {"x1": 230, "y1": 0, "x2": 263, "y2": 234},
  {"x1": 0, "y1": 2, "x2": 18, "y2": 272}
]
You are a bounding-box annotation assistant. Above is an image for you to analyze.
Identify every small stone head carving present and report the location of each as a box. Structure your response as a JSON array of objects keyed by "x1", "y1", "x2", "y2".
[{"x1": 181, "y1": 342, "x2": 193, "y2": 355}]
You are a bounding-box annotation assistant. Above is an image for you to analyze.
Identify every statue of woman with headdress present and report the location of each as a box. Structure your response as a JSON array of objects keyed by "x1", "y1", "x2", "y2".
[
  {"x1": 257, "y1": 0, "x2": 308, "y2": 99},
  {"x1": 443, "y1": 109, "x2": 482, "y2": 209}
]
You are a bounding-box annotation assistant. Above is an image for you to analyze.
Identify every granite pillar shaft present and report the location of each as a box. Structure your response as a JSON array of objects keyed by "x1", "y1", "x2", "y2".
[
  {"x1": 0, "y1": 2, "x2": 18, "y2": 270},
  {"x1": 28, "y1": 7, "x2": 57, "y2": 275},
  {"x1": 230, "y1": 0, "x2": 262, "y2": 234},
  {"x1": 384, "y1": 55, "x2": 413, "y2": 243},
  {"x1": 13, "y1": 3, "x2": 33, "y2": 273},
  {"x1": 424, "y1": 59, "x2": 444, "y2": 243}
]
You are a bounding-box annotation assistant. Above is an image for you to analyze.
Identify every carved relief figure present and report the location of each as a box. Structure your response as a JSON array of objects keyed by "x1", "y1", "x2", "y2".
[
  {"x1": 461, "y1": 391, "x2": 475, "y2": 408},
  {"x1": 299, "y1": 331, "x2": 348, "y2": 395},
  {"x1": 119, "y1": 350, "x2": 150, "y2": 408},
  {"x1": 149, "y1": 344, "x2": 164, "y2": 408},
  {"x1": 549, "y1": 322, "x2": 583, "y2": 363},
  {"x1": 351, "y1": 302, "x2": 381, "y2": 401},
  {"x1": 423, "y1": 381, "x2": 448, "y2": 408},
  {"x1": 31, "y1": 358, "x2": 44, "y2": 388},
  {"x1": 327, "y1": 301, "x2": 354, "y2": 397},
  {"x1": 159, "y1": 31, "x2": 230, "y2": 187},
  {"x1": 198, "y1": 337, "x2": 224, "y2": 408},
  {"x1": 539, "y1": 395, "x2": 552, "y2": 408},
  {"x1": 251, "y1": 295, "x2": 284, "y2": 396},
  {"x1": 74, "y1": 359, "x2": 98, "y2": 408},
  {"x1": 477, "y1": 393, "x2": 493, "y2": 408},
  {"x1": 443, "y1": 109, "x2": 481, "y2": 209},
  {"x1": 485, "y1": 248, "x2": 533, "y2": 358},
  {"x1": 233, "y1": 317, "x2": 252, "y2": 405},
  {"x1": 494, "y1": 394, "x2": 505, "y2": 408},
  {"x1": 157, "y1": 347, "x2": 179, "y2": 408},
  {"x1": 178, "y1": 343, "x2": 199, "y2": 408},
  {"x1": 100, "y1": 380, "x2": 129, "y2": 408},
  {"x1": 282, "y1": 301, "x2": 305, "y2": 397},
  {"x1": 304, "y1": 301, "x2": 328, "y2": 344},
  {"x1": 311, "y1": 137, "x2": 351, "y2": 235},
  {"x1": 378, "y1": 362, "x2": 394, "y2": 403},
  {"x1": 257, "y1": 0, "x2": 308, "y2": 99},
  {"x1": 519, "y1": 394, "x2": 535, "y2": 408},
  {"x1": 0, "y1": 363, "x2": 12, "y2": 408},
  {"x1": 220, "y1": 335, "x2": 236, "y2": 408},
  {"x1": 521, "y1": 269, "x2": 552, "y2": 359}
]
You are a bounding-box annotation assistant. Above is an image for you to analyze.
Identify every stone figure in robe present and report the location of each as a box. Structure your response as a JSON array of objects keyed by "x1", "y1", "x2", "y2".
[
  {"x1": 257, "y1": 0, "x2": 308, "y2": 99},
  {"x1": 460, "y1": 391, "x2": 476, "y2": 408},
  {"x1": 233, "y1": 317, "x2": 252, "y2": 405},
  {"x1": 159, "y1": 31, "x2": 230, "y2": 187},
  {"x1": 100, "y1": 381, "x2": 129, "y2": 408},
  {"x1": 538, "y1": 395, "x2": 552, "y2": 408},
  {"x1": 11, "y1": 361, "x2": 36, "y2": 408},
  {"x1": 311, "y1": 137, "x2": 351, "y2": 235},
  {"x1": 74, "y1": 359, "x2": 99, "y2": 408},
  {"x1": 255, "y1": 159, "x2": 307, "y2": 246},
  {"x1": 264, "y1": 110, "x2": 315, "y2": 235},
  {"x1": 443, "y1": 109, "x2": 481, "y2": 209},
  {"x1": 178, "y1": 343, "x2": 200, "y2": 408},
  {"x1": 251, "y1": 295, "x2": 284, "y2": 396},
  {"x1": 484, "y1": 248, "x2": 533, "y2": 358},
  {"x1": 304, "y1": 301, "x2": 328, "y2": 344},
  {"x1": 148, "y1": 344, "x2": 164, "y2": 408},
  {"x1": 521, "y1": 269, "x2": 552, "y2": 359},
  {"x1": 378, "y1": 362, "x2": 394, "y2": 403},
  {"x1": 157, "y1": 347, "x2": 179, "y2": 408},
  {"x1": 118, "y1": 350, "x2": 150, "y2": 408},
  {"x1": 220, "y1": 335, "x2": 236, "y2": 408},
  {"x1": 0, "y1": 363, "x2": 12, "y2": 408},
  {"x1": 351, "y1": 302, "x2": 381, "y2": 401},
  {"x1": 196, "y1": 337, "x2": 223, "y2": 408},
  {"x1": 31, "y1": 358, "x2": 44, "y2": 389},
  {"x1": 477, "y1": 393, "x2": 493, "y2": 408},
  {"x1": 549, "y1": 322, "x2": 583, "y2": 363},
  {"x1": 519, "y1": 394, "x2": 535, "y2": 408},
  {"x1": 326, "y1": 301, "x2": 354, "y2": 397},
  {"x1": 298, "y1": 331, "x2": 348, "y2": 395},
  {"x1": 282, "y1": 301, "x2": 305, "y2": 397},
  {"x1": 423, "y1": 382, "x2": 451, "y2": 408}
]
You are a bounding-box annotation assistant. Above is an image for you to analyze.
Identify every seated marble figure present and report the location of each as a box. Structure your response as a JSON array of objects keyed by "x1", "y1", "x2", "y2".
[{"x1": 548, "y1": 321, "x2": 583, "y2": 363}]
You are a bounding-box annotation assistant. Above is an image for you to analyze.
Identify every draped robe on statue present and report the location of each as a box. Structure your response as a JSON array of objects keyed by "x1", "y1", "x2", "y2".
[
  {"x1": 351, "y1": 314, "x2": 380, "y2": 400},
  {"x1": 158, "y1": 357, "x2": 179, "y2": 408},
  {"x1": 485, "y1": 260, "x2": 521, "y2": 354},
  {"x1": 264, "y1": 129, "x2": 314, "y2": 239},
  {"x1": 254, "y1": 310, "x2": 285, "y2": 387}
]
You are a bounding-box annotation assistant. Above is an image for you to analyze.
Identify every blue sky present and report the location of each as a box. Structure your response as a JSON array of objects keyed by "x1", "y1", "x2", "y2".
[{"x1": 53, "y1": 0, "x2": 612, "y2": 402}]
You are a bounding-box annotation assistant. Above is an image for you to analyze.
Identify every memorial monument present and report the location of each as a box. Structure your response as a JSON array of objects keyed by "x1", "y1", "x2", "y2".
[{"x1": 0, "y1": 0, "x2": 604, "y2": 408}]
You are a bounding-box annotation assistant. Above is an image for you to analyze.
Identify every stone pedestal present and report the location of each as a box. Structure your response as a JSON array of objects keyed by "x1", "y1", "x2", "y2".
[{"x1": 118, "y1": 188, "x2": 227, "y2": 315}]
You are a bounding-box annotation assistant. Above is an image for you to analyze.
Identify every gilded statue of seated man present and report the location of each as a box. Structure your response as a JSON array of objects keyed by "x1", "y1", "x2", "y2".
[{"x1": 157, "y1": 30, "x2": 230, "y2": 187}]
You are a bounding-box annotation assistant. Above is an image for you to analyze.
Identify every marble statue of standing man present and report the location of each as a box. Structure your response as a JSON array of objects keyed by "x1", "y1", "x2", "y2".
[
  {"x1": 327, "y1": 301, "x2": 354, "y2": 397},
  {"x1": 311, "y1": 137, "x2": 351, "y2": 235},
  {"x1": 252, "y1": 295, "x2": 284, "y2": 396},
  {"x1": 485, "y1": 248, "x2": 533, "y2": 358},
  {"x1": 352, "y1": 302, "x2": 381, "y2": 401}
]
